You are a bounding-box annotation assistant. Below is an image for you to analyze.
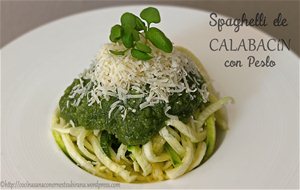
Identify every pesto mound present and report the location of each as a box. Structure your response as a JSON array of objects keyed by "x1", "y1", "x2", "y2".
[{"x1": 59, "y1": 73, "x2": 206, "y2": 145}]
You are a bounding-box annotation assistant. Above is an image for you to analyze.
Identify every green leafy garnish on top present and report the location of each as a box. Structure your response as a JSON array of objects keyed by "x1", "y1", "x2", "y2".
[
  {"x1": 108, "y1": 7, "x2": 173, "y2": 60},
  {"x1": 140, "y1": 7, "x2": 161, "y2": 25}
]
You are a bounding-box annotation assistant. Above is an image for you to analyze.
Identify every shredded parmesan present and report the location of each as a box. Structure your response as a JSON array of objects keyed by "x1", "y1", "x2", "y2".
[
  {"x1": 68, "y1": 43, "x2": 208, "y2": 119},
  {"x1": 164, "y1": 106, "x2": 179, "y2": 120},
  {"x1": 108, "y1": 100, "x2": 121, "y2": 118}
]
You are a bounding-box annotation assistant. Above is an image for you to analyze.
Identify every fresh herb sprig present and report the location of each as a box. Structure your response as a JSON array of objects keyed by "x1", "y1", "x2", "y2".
[{"x1": 109, "y1": 7, "x2": 173, "y2": 60}]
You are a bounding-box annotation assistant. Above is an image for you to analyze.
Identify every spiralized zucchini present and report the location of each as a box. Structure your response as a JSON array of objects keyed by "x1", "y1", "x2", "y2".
[
  {"x1": 52, "y1": 94, "x2": 231, "y2": 183},
  {"x1": 165, "y1": 135, "x2": 194, "y2": 179},
  {"x1": 195, "y1": 97, "x2": 233, "y2": 130},
  {"x1": 142, "y1": 141, "x2": 169, "y2": 162}
]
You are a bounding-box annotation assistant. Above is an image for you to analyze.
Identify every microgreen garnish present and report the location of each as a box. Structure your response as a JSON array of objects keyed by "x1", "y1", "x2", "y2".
[
  {"x1": 109, "y1": 7, "x2": 173, "y2": 60},
  {"x1": 109, "y1": 49, "x2": 126, "y2": 55},
  {"x1": 146, "y1": 27, "x2": 173, "y2": 53},
  {"x1": 131, "y1": 49, "x2": 153, "y2": 60},
  {"x1": 109, "y1": 25, "x2": 123, "y2": 42},
  {"x1": 135, "y1": 42, "x2": 152, "y2": 53},
  {"x1": 140, "y1": 7, "x2": 161, "y2": 26}
]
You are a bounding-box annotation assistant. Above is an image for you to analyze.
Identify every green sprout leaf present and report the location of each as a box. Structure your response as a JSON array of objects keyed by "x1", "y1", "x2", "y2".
[
  {"x1": 135, "y1": 42, "x2": 152, "y2": 53},
  {"x1": 121, "y1": 12, "x2": 136, "y2": 29},
  {"x1": 122, "y1": 30, "x2": 134, "y2": 48},
  {"x1": 131, "y1": 49, "x2": 153, "y2": 60},
  {"x1": 140, "y1": 7, "x2": 161, "y2": 26},
  {"x1": 146, "y1": 27, "x2": 173, "y2": 53},
  {"x1": 135, "y1": 16, "x2": 146, "y2": 31},
  {"x1": 109, "y1": 24, "x2": 123, "y2": 42},
  {"x1": 109, "y1": 49, "x2": 126, "y2": 56}
]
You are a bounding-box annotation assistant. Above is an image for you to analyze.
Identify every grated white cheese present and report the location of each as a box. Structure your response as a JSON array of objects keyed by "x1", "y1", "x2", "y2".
[
  {"x1": 108, "y1": 100, "x2": 121, "y2": 118},
  {"x1": 68, "y1": 43, "x2": 208, "y2": 119},
  {"x1": 164, "y1": 106, "x2": 179, "y2": 120}
]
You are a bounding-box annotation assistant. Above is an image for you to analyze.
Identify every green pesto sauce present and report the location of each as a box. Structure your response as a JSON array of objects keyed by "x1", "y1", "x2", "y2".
[{"x1": 59, "y1": 74, "x2": 206, "y2": 145}]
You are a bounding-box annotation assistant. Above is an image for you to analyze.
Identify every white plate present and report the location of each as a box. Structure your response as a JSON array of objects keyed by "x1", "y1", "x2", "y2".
[{"x1": 1, "y1": 5, "x2": 299, "y2": 189}]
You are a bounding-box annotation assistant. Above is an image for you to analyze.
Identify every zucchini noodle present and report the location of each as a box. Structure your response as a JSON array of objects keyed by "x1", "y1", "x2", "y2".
[
  {"x1": 165, "y1": 135, "x2": 194, "y2": 179},
  {"x1": 159, "y1": 127, "x2": 185, "y2": 157},
  {"x1": 77, "y1": 130, "x2": 97, "y2": 161},
  {"x1": 60, "y1": 133, "x2": 96, "y2": 174},
  {"x1": 165, "y1": 119, "x2": 207, "y2": 143},
  {"x1": 195, "y1": 97, "x2": 233, "y2": 130},
  {"x1": 142, "y1": 141, "x2": 169, "y2": 163}
]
